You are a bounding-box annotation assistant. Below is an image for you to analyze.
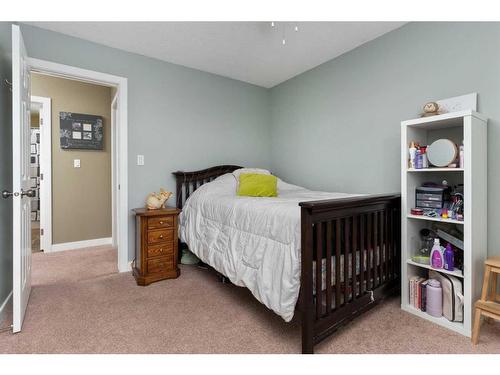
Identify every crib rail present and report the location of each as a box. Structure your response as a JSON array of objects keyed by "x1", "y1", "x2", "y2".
[
  {"x1": 172, "y1": 165, "x2": 242, "y2": 209},
  {"x1": 300, "y1": 194, "x2": 401, "y2": 353}
]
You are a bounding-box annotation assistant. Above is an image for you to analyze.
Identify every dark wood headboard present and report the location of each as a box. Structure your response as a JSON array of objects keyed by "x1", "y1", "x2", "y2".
[{"x1": 172, "y1": 165, "x2": 242, "y2": 209}]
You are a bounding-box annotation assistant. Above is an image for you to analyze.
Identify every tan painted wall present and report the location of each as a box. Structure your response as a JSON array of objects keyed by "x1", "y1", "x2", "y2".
[
  {"x1": 30, "y1": 111, "x2": 39, "y2": 128},
  {"x1": 31, "y1": 74, "x2": 112, "y2": 244}
]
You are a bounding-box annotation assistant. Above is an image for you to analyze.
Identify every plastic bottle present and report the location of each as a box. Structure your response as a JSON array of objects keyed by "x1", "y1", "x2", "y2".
[
  {"x1": 421, "y1": 146, "x2": 429, "y2": 168},
  {"x1": 430, "y1": 238, "x2": 444, "y2": 269},
  {"x1": 409, "y1": 142, "x2": 417, "y2": 169},
  {"x1": 444, "y1": 243, "x2": 454, "y2": 271},
  {"x1": 415, "y1": 149, "x2": 422, "y2": 169}
]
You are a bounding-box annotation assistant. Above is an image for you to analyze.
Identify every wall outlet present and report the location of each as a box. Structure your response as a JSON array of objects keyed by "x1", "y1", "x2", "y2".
[
  {"x1": 137, "y1": 155, "x2": 144, "y2": 166},
  {"x1": 73, "y1": 159, "x2": 81, "y2": 168}
]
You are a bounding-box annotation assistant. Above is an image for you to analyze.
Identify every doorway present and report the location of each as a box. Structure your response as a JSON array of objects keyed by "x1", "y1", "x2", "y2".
[
  {"x1": 27, "y1": 60, "x2": 129, "y2": 274},
  {"x1": 30, "y1": 74, "x2": 116, "y2": 253},
  {"x1": 11, "y1": 25, "x2": 128, "y2": 333}
]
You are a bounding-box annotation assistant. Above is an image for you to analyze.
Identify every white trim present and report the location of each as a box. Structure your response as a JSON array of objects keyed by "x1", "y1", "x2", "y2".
[
  {"x1": 0, "y1": 291, "x2": 13, "y2": 327},
  {"x1": 31, "y1": 95, "x2": 52, "y2": 253},
  {"x1": 51, "y1": 237, "x2": 112, "y2": 252},
  {"x1": 28, "y1": 57, "x2": 129, "y2": 272},
  {"x1": 111, "y1": 93, "x2": 118, "y2": 248}
]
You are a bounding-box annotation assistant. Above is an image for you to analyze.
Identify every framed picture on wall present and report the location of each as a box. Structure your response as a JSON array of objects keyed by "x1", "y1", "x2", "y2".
[{"x1": 59, "y1": 112, "x2": 104, "y2": 150}]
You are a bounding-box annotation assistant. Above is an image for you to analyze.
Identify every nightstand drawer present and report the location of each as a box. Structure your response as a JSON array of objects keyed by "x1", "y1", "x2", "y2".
[
  {"x1": 148, "y1": 216, "x2": 173, "y2": 230},
  {"x1": 147, "y1": 243, "x2": 173, "y2": 258},
  {"x1": 147, "y1": 229, "x2": 173, "y2": 244},
  {"x1": 147, "y1": 255, "x2": 174, "y2": 274}
]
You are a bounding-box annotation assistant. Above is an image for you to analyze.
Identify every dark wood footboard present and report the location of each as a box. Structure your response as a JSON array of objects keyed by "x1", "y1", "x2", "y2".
[{"x1": 299, "y1": 194, "x2": 401, "y2": 354}]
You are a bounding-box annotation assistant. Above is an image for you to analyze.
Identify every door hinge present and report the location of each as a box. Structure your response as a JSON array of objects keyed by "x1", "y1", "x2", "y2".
[
  {"x1": 40, "y1": 228, "x2": 44, "y2": 236},
  {"x1": 40, "y1": 173, "x2": 44, "y2": 181},
  {"x1": 40, "y1": 118, "x2": 43, "y2": 126},
  {"x1": 118, "y1": 184, "x2": 120, "y2": 190}
]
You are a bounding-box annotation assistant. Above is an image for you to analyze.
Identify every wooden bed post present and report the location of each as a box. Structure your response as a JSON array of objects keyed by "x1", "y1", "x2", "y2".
[{"x1": 301, "y1": 207, "x2": 315, "y2": 354}]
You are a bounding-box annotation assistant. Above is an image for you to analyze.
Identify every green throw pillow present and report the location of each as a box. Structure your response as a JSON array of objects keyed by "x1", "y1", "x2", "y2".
[{"x1": 237, "y1": 173, "x2": 278, "y2": 197}]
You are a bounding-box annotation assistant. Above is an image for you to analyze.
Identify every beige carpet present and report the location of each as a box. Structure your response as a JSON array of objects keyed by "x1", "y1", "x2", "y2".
[{"x1": 0, "y1": 246, "x2": 499, "y2": 354}]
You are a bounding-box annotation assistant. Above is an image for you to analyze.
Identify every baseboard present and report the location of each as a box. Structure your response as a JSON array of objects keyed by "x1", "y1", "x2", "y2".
[
  {"x1": 0, "y1": 291, "x2": 12, "y2": 328},
  {"x1": 50, "y1": 237, "x2": 113, "y2": 252}
]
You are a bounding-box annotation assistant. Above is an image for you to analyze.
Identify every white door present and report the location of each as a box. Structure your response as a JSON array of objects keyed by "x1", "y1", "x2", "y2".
[{"x1": 12, "y1": 24, "x2": 33, "y2": 333}]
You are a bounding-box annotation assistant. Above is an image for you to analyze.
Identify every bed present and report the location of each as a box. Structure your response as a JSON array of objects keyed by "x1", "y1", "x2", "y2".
[{"x1": 173, "y1": 165, "x2": 401, "y2": 353}]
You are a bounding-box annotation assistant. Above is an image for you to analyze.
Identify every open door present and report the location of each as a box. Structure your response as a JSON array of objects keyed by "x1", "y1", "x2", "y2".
[{"x1": 12, "y1": 24, "x2": 34, "y2": 332}]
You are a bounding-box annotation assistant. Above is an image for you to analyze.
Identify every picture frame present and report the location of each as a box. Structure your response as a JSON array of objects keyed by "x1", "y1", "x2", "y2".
[{"x1": 60, "y1": 112, "x2": 104, "y2": 150}]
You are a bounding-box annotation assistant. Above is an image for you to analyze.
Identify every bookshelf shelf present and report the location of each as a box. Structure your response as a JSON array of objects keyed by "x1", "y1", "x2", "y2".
[
  {"x1": 406, "y1": 259, "x2": 464, "y2": 278},
  {"x1": 401, "y1": 110, "x2": 488, "y2": 338},
  {"x1": 407, "y1": 168, "x2": 464, "y2": 173},
  {"x1": 407, "y1": 214, "x2": 464, "y2": 225}
]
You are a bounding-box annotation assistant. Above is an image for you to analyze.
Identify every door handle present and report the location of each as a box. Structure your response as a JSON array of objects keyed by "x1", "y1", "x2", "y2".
[
  {"x1": 21, "y1": 189, "x2": 36, "y2": 198},
  {"x1": 2, "y1": 190, "x2": 13, "y2": 199},
  {"x1": 2, "y1": 189, "x2": 36, "y2": 199}
]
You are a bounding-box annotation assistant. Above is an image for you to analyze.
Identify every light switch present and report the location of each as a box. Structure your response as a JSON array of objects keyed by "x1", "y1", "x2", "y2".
[
  {"x1": 73, "y1": 159, "x2": 80, "y2": 168},
  {"x1": 137, "y1": 155, "x2": 144, "y2": 166}
]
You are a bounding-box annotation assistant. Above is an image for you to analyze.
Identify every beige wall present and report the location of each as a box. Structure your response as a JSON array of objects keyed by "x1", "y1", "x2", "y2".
[
  {"x1": 31, "y1": 74, "x2": 112, "y2": 244},
  {"x1": 30, "y1": 111, "x2": 39, "y2": 128}
]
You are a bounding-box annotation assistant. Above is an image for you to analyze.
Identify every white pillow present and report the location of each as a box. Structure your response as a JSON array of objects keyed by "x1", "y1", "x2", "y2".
[{"x1": 232, "y1": 168, "x2": 271, "y2": 182}]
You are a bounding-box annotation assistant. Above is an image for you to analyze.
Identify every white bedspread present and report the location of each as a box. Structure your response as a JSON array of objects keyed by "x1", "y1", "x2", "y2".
[{"x1": 178, "y1": 173, "x2": 358, "y2": 322}]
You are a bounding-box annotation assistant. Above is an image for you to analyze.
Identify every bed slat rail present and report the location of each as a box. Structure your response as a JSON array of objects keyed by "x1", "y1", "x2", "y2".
[{"x1": 300, "y1": 194, "x2": 401, "y2": 353}]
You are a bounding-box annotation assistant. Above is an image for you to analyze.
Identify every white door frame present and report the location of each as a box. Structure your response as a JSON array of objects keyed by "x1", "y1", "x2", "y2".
[
  {"x1": 31, "y1": 95, "x2": 52, "y2": 253},
  {"x1": 111, "y1": 93, "x2": 119, "y2": 248},
  {"x1": 28, "y1": 58, "x2": 129, "y2": 272}
]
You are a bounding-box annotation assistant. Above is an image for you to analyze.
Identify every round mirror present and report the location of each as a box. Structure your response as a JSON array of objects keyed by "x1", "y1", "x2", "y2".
[{"x1": 427, "y1": 139, "x2": 458, "y2": 167}]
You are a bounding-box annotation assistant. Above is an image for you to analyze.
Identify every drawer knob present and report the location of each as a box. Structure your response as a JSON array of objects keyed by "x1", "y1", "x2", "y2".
[
  {"x1": 159, "y1": 221, "x2": 164, "y2": 225},
  {"x1": 159, "y1": 235, "x2": 164, "y2": 239},
  {"x1": 159, "y1": 248, "x2": 163, "y2": 253}
]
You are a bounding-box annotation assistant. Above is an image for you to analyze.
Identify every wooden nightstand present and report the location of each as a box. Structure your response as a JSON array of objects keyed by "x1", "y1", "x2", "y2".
[{"x1": 132, "y1": 207, "x2": 181, "y2": 286}]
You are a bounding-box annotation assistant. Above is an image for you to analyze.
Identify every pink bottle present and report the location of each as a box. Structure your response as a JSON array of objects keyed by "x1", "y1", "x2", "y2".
[
  {"x1": 426, "y1": 279, "x2": 443, "y2": 317},
  {"x1": 430, "y1": 238, "x2": 444, "y2": 269}
]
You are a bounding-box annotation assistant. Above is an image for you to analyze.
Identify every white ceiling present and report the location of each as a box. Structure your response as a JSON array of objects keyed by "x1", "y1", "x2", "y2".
[{"x1": 26, "y1": 22, "x2": 405, "y2": 88}]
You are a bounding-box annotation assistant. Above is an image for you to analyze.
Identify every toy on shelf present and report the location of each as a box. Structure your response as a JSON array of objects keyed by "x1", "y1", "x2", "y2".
[
  {"x1": 420, "y1": 101, "x2": 441, "y2": 117},
  {"x1": 145, "y1": 188, "x2": 173, "y2": 210}
]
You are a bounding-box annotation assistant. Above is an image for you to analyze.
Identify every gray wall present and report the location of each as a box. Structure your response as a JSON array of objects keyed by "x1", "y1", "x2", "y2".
[
  {"x1": 270, "y1": 22, "x2": 500, "y2": 256},
  {"x1": 1, "y1": 21, "x2": 499, "y2": 298},
  {"x1": 0, "y1": 22, "x2": 12, "y2": 309},
  {"x1": 3, "y1": 23, "x2": 271, "y2": 263}
]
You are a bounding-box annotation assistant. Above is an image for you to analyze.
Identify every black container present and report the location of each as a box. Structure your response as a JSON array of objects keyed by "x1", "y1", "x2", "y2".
[{"x1": 415, "y1": 186, "x2": 451, "y2": 210}]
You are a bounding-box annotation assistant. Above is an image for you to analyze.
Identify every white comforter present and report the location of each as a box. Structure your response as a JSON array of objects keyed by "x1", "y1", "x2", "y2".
[{"x1": 179, "y1": 173, "x2": 358, "y2": 322}]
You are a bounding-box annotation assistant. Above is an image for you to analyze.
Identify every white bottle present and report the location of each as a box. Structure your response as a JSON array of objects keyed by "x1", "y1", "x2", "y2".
[
  {"x1": 422, "y1": 147, "x2": 429, "y2": 168},
  {"x1": 459, "y1": 143, "x2": 464, "y2": 169},
  {"x1": 409, "y1": 142, "x2": 417, "y2": 169}
]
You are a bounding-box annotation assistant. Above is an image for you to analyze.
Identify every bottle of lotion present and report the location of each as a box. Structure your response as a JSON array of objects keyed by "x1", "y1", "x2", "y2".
[
  {"x1": 431, "y1": 238, "x2": 444, "y2": 269},
  {"x1": 409, "y1": 142, "x2": 417, "y2": 169},
  {"x1": 421, "y1": 146, "x2": 429, "y2": 168}
]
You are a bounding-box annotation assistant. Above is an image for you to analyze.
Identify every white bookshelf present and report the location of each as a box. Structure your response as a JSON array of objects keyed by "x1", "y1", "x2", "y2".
[{"x1": 401, "y1": 110, "x2": 487, "y2": 337}]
